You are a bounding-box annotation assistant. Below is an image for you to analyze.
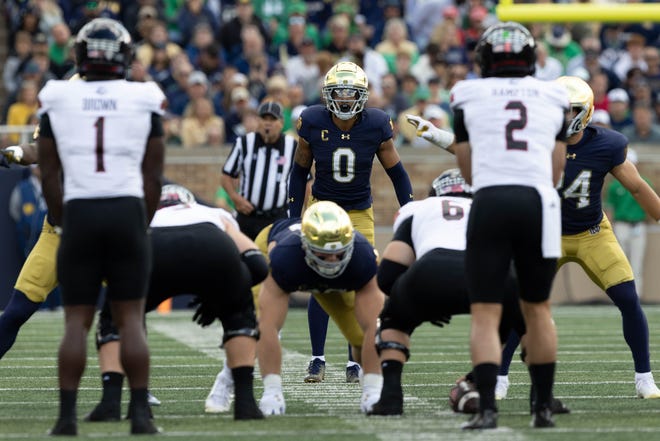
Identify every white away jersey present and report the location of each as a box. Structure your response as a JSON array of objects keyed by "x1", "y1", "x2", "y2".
[
  {"x1": 393, "y1": 196, "x2": 471, "y2": 257},
  {"x1": 38, "y1": 79, "x2": 165, "y2": 201},
  {"x1": 450, "y1": 76, "x2": 568, "y2": 192},
  {"x1": 150, "y1": 203, "x2": 239, "y2": 230}
]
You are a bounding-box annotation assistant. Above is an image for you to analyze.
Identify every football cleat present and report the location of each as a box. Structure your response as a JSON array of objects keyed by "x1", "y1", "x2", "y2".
[
  {"x1": 304, "y1": 358, "x2": 326, "y2": 383},
  {"x1": 461, "y1": 409, "x2": 498, "y2": 430},
  {"x1": 360, "y1": 385, "x2": 382, "y2": 413},
  {"x1": 259, "y1": 390, "x2": 286, "y2": 415},
  {"x1": 148, "y1": 392, "x2": 161, "y2": 407},
  {"x1": 205, "y1": 371, "x2": 235, "y2": 413},
  {"x1": 48, "y1": 418, "x2": 77, "y2": 436},
  {"x1": 346, "y1": 364, "x2": 361, "y2": 383},
  {"x1": 84, "y1": 401, "x2": 121, "y2": 422},
  {"x1": 531, "y1": 407, "x2": 555, "y2": 428},
  {"x1": 636, "y1": 376, "x2": 660, "y2": 399},
  {"x1": 494, "y1": 375, "x2": 509, "y2": 400}
]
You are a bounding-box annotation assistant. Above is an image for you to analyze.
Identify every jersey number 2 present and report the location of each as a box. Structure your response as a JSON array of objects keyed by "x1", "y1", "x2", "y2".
[
  {"x1": 505, "y1": 101, "x2": 528, "y2": 151},
  {"x1": 94, "y1": 117, "x2": 106, "y2": 172}
]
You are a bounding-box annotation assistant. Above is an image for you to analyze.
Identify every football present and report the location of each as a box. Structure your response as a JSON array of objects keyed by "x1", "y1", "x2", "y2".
[{"x1": 448, "y1": 381, "x2": 480, "y2": 414}]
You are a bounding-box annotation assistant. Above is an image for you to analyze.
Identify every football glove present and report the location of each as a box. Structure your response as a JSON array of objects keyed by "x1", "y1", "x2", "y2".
[
  {"x1": 189, "y1": 296, "x2": 218, "y2": 327},
  {"x1": 1, "y1": 146, "x2": 25, "y2": 164},
  {"x1": 430, "y1": 315, "x2": 451, "y2": 328},
  {"x1": 405, "y1": 114, "x2": 455, "y2": 150}
]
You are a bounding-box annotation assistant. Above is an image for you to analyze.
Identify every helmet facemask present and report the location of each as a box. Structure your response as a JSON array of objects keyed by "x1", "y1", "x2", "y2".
[
  {"x1": 322, "y1": 85, "x2": 369, "y2": 120},
  {"x1": 302, "y1": 238, "x2": 354, "y2": 278}
]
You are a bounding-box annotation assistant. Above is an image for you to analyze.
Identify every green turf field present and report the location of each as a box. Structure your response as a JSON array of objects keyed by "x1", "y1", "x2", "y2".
[{"x1": 2, "y1": 305, "x2": 660, "y2": 440}]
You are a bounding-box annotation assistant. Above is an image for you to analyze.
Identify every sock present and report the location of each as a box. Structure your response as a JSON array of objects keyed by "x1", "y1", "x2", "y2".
[
  {"x1": 307, "y1": 296, "x2": 329, "y2": 358},
  {"x1": 499, "y1": 331, "x2": 520, "y2": 376},
  {"x1": 528, "y1": 362, "x2": 555, "y2": 412},
  {"x1": 232, "y1": 366, "x2": 254, "y2": 404},
  {"x1": 129, "y1": 388, "x2": 149, "y2": 408},
  {"x1": 606, "y1": 281, "x2": 650, "y2": 372},
  {"x1": 474, "y1": 363, "x2": 498, "y2": 413},
  {"x1": 100, "y1": 371, "x2": 124, "y2": 404},
  {"x1": 0, "y1": 290, "x2": 41, "y2": 359},
  {"x1": 59, "y1": 389, "x2": 77, "y2": 420},
  {"x1": 380, "y1": 360, "x2": 403, "y2": 400}
]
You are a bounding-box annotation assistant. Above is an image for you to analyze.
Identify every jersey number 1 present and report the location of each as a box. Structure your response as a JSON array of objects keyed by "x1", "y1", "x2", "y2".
[{"x1": 94, "y1": 117, "x2": 106, "y2": 172}]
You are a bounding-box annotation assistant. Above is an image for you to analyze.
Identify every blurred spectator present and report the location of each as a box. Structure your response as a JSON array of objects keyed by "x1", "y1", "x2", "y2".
[
  {"x1": 411, "y1": 42, "x2": 442, "y2": 85},
  {"x1": 285, "y1": 104, "x2": 307, "y2": 139},
  {"x1": 5, "y1": 81, "x2": 39, "y2": 144},
  {"x1": 631, "y1": 80, "x2": 654, "y2": 109},
  {"x1": 127, "y1": 58, "x2": 151, "y2": 82},
  {"x1": 591, "y1": 109, "x2": 612, "y2": 128},
  {"x1": 180, "y1": 97, "x2": 226, "y2": 148},
  {"x1": 372, "y1": 0, "x2": 410, "y2": 46},
  {"x1": 198, "y1": 43, "x2": 225, "y2": 80},
  {"x1": 397, "y1": 86, "x2": 431, "y2": 146},
  {"x1": 185, "y1": 22, "x2": 217, "y2": 69},
  {"x1": 607, "y1": 88, "x2": 634, "y2": 133},
  {"x1": 261, "y1": 75, "x2": 292, "y2": 130},
  {"x1": 271, "y1": 2, "x2": 321, "y2": 58},
  {"x1": 182, "y1": 70, "x2": 213, "y2": 116},
  {"x1": 148, "y1": 42, "x2": 176, "y2": 91},
  {"x1": 305, "y1": 0, "x2": 334, "y2": 30},
  {"x1": 643, "y1": 46, "x2": 660, "y2": 95},
  {"x1": 233, "y1": 24, "x2": 276, "y2": 76},
  {"x1": 612, "y1": 33, "x2": 648, "y2": 83},
  {"x1": 621, "y1": 105, "x2": 660, "y2": 144},
  {"x1": 463, "y1": 5, "x2": 491, "y2": 50},
  {"x1": 285, "y1": 37, "x2": 321, "y2": 104},
  {"x1": 221, "y1": 0, "x2": 271, "y2": 66},
  {"x1": 122, "y1": 2, "x2": 164, "y2": 41},
  {"x1": 322, "y1": 13, "x2": 351, "y2": 57},
  {"x1": 377, "y1": 72, "x2": 409, "y2": 121},
  {"x1": 135, "y1": 20, "x2": 183, "y2": 69},
  {"x1": 590, "y1": 72, "x2": 610, "y2": 112},
  {"x1": 225, "y1": 86, "x2": 258, "y2": 144},
  {"x1": 534, "y1": 43, "x2": 563, "y2": 81},
  {"x1": 342, "y1": 33, "x2": 388, "y2": 96},
  {"x1": 176, "y1": 0, "x2": 219, "y2": 47},
  {"x1": 166, "y1": 62, "x2": 195, "y2": 116},
  {"x1": 571, "y1": 36, "x2": 621, "y2": 89},
  {"x1": 3, "y1": 31, "x2": 33, "y2": 96},
  {"x1": 543, "y1": 24, "x2": 583, "y2": 75},
  {"x1": 406, "y1": 0, "x2": 448, "y2": 50},
  {"x1": 376, "y1": 17, "x2": 419, "y2": 74},
  {"x1": 35, "y1": 0, "x2": 65, "y2": 35},
  {"x1": 48, "y1": 22, "x2": 74, "y2": 79}
]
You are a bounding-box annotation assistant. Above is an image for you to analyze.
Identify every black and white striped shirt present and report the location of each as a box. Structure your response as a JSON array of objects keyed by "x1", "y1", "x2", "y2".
[{"x1": 222, "y1": 132, "x2": 297, "y2": 212}]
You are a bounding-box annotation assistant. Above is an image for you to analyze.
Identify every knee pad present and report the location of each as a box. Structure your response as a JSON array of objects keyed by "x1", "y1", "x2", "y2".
[
  {"x1": 221, "y1": 310, "x2": 259, "y2": 346},
  {"x1": 95, "y1": 310, "x2": 120, "y2": 350},
  {"x1": 375, "y1": 324, "x2": 410, "y2": 361}
]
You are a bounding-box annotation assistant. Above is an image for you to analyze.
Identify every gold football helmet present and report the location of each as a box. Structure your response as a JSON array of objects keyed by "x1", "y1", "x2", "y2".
[
  {"x1": 322, "y1": 61, "x2": 369, "y2": 120},
  {"x1": 556, "y1": 76, "x2": 594, "y2": 137},
  {"x1": 301, "y1": 201, "x2": 355, "y2": 278}
]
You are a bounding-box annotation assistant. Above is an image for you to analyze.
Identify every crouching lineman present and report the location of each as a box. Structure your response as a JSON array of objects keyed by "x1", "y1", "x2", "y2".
[
  {"x1": 87, "y1": 185, "x2": 268, "y2": 421},
  {"x1": 257, "y1": 201, "x2": 385, "y2": 415},
  {"x1": 368, "y1": 170, "x2": 525, "y2": 416}
]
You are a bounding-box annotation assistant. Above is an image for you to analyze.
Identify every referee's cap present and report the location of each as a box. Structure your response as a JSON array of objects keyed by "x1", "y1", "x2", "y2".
[{"x1": 258, "y1": 101, "x2": 283, "y2": 120}]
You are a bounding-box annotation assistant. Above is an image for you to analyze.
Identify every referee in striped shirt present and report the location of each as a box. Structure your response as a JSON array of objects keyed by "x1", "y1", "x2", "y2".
[{"x1": 221, "y1": 101, "x2": 298, "y2": 239}]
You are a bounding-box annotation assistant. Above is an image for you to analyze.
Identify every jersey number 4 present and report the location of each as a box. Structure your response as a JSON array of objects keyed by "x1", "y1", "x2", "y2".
[
  {"x1": 560, "y1": 170, "x2": 592, "y2": 208},
  {"x1": 94, "y1": 117, "x2": 106, "y2": 172}
]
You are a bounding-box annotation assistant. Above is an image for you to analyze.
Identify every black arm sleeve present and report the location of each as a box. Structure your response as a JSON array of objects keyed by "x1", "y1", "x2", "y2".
[
  {"x1": 452, "y1": 108, "x2": 469, "y2": 143},
  {"x1": 39, "y1": 113, "x2": 54, "y2": 139},
  {"x1": 377, "y1": 259, "x2": 409, "y2": 296},
  {"x1": 149, "y1": 113, "x2": 164, "y2": 138}
]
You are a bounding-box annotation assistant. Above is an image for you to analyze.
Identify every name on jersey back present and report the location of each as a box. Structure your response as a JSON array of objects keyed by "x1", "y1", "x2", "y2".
[
  {"x1": 491, "y1": 88, "x2": 539, "y2": 98},
  {"x1": 83, "y1": 98, "x2": 118, "y2": 111}
]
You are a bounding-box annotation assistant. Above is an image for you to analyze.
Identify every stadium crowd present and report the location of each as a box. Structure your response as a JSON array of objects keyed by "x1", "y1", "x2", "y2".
[{"x1": 2, "y1": 0, "x2": 660, "y2": 148}]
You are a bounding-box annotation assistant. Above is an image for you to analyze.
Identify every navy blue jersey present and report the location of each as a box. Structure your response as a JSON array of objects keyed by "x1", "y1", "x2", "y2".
[
  {"x1": 558, "y1": 125, "x2": 627, "y2": 234},
  {"x1": 268, "y1": 226, "x2": 378, "y2": 293},
  {"x1": 297, "y1": 105, "x2": 394, "y2": 210},
  {"x1": 268, "y1": 217, "x2": 301, "y2": 242}
]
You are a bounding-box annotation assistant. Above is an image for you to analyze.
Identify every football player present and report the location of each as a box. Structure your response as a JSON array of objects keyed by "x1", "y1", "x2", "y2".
[
  {"x1": 256, "y1": 201, "x2": 385, "y2": 415},
  {"x1": 411, "y1": 75, "x2": 660, "y2": 403},
  {"x1": 287, "y1": 61, "x2": 413, "y2": 384},
  {"x1": 38, "y1": 18, "x2": 164, "y2": 435},
  {"x1": 450, "y1": 22, "x2": 568, "y2": 430},
  {"x1": 491, "y1": 76, "x2": 660, "y2": 401},
  {"x1": 368, "y1": 170, "x2": 523, "y2": 416},
  {"x1": 87, "y1": 185, "x2": 267, "y2": 422}
]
